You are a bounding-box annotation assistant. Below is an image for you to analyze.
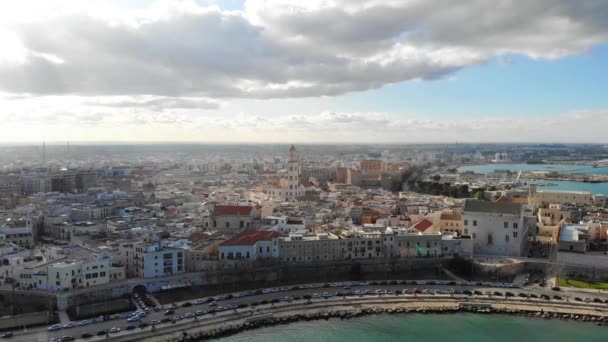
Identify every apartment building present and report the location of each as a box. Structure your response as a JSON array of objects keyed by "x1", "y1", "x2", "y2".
[
  {"x1": 218, "y1": 230, "x2": 279, "y2": 261},
  {"x1": 124, "y1": 241, "x2": 185, "y2": 279},
  {"x1": 16, "y1": 254, "x2": 112, "y2": 291}
]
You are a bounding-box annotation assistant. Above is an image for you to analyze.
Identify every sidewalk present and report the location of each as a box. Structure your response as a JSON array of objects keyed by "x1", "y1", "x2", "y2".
[
  {"x1": 443, "y1": 269, "x2": 465, "y2": 282},
  {"x1": 57, "y1": 310, "x2": 69, "y2": 324}
]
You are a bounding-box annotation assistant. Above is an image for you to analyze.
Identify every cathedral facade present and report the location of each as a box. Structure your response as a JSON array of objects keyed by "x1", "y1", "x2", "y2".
[{"x1": 267, "y1": 145, "x2": 306, "y2": 201}]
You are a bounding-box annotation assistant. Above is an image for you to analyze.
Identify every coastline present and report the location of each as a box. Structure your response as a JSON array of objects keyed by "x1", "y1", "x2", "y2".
[{"x1": 125, "y1": 297, "x2": 608, "y2": 342}]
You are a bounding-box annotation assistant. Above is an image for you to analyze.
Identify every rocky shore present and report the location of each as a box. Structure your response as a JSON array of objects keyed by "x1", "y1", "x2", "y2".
[{"x1": 167, "y1": 304, "x2": 608, "y2": 341}]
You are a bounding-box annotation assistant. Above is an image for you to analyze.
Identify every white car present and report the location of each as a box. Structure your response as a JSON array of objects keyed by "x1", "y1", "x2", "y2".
[
  {"x1": 109, "y1": 327, "x2": 121, "y2": 333},
  {"x1": 48, "y1": 324, "x2": 62, "y2": 332},
  {"x1": 77, "y1": 320, "x2": 90, "y2": 326},
  {"x1": 63, "y1": 322, "x2": 77, "y2": 329}
]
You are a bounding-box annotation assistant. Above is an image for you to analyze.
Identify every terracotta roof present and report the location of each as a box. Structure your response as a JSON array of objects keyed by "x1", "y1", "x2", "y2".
[
  {"x1": 189, "y1": 232, "x2": 209, "y2": 241},
  {"x1": 440, "y1": 210, "x2": 461, "y2": 221},
  {"x1": 213, "y1": 205, "x2": 253, "y2": 216},
  {"x1": 220, "y1": 230, "x2": 279, "y2": 246},
  {"x1": 411, "y1": 218, "x2": 434, "y2": 232},
  {"x1": 511, "y1": 197, "x2": 529, "y2": 204}
]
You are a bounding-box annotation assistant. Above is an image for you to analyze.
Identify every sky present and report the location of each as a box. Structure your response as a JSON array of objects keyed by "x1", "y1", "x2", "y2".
[{"x1": 1, "y1": 0, "x2": 608, "y2": 144}]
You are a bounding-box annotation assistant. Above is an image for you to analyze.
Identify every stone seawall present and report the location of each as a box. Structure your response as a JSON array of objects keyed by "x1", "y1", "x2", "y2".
[
  {"x1": 20, "y1": 257, "x2": 608, "y2": 311},
  {"x1": 111, "y1": 297, "x2": 608, "y2": 342},
  {"x1": 183, "y1": 306, "x2": 608, "y2": 341},
  {"x1": 59, "y1": 258, "x2": 447, "y2": 310}
]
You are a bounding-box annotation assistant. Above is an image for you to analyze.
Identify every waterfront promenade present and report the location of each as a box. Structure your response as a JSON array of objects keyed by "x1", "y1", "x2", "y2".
[{"x1": 9, "y1": 280, "x2": 608, "y2": 341}]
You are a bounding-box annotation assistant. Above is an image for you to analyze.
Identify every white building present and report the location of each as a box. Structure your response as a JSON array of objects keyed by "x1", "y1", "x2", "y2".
[
  {"x1": 126, "y1": 241, "x2": 185, "y2": 279},
  {"x1": 0, "y1": 225, "x2": 34, "y2": 249},
  {"x1": 463, "y1": 199, "x2": 530, "y2": 257},
  {"x1": 261, "y1": 216, "x2": 305, "y2": 234},
  {"x1": 492, "y1": 152, "x2": 510, "y2": 163},
  {"x1": 558, "y1": 224, "x2": 588, "y2": 253},
  {"x1": 218, "y1": 230, "x2": 280, "y2": 262},
  {"x1": 16, "y1": 253, "x2": 112, "y2": 291}
]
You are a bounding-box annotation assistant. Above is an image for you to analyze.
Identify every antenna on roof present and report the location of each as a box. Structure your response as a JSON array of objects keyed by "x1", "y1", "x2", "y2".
[{"x1": 42, "y1": 137, "x2": 47, "y2": 165}]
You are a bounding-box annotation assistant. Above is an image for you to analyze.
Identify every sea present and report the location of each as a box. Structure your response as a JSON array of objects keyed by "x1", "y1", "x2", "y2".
[
  {"x1": 218, "y1": 313, "x2": 607, "y2": 342},
  {"x1": 457, "y1": 163, "x2": 608, "y2": 195}
]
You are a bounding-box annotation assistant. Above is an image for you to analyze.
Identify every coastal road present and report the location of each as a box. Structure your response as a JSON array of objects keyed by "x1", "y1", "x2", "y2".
[{"x1": 7, "y1": 280, "x2": 608, "y2": 342}]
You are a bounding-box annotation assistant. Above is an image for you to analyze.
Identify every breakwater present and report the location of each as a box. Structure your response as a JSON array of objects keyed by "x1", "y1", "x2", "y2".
[{"x1": 156, "y1": 299, "x2": 608, "y2": 341}]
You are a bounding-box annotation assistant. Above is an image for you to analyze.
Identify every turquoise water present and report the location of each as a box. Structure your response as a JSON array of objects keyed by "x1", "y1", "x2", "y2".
[
  {"x1": 527, "y1": 180, "x2": 608, "y2": 195},
  {"x1": 458, "y1": 163, "x2": 608, "y2": 195},
  {"x1": 458, "y1": 163, "x2": 608, "y2": 175},
  {"x1": 219, "y1": 313, "x2": 608, "y2": 342}
]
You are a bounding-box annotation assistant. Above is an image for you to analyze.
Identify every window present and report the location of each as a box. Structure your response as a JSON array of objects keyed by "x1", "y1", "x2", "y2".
[
  {"x1": 464, "y1": 220, "x2": 468, "y2": 226},
  {"x1": 513, "y1": 222, "x2": 518, "y2": 229},
  {"x1": 505, "y1": 235, "x2": 509, "y2": 242},
  {"x1": 513, "y1": 231, "x2": 518, "y2": 238},
  {"x1": 487, "y1": 234, "x2": 493, "y2": 245},
  {"x1": 504, "y1": 222, "x2": 508, "y2": 228},
  {"x1": 473, "y1": 220, "x2": 477, "y2": 226},
  {"x1": 225, "y1": 222, "x2": 230, "y2": 228}
]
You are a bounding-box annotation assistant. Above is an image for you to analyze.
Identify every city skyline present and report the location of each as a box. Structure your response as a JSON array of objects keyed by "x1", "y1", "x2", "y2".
[{"x1": 1, "y1": 0, "x2": 608, "y2": 143}]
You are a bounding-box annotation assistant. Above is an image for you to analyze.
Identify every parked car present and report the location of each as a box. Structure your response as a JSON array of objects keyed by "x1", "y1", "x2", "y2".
[
  {"x1": 48, "y1": 324, "x2": 62, "y2": 332},
  {"x1": 63, "y1": 322, "x2": 77, "y2": 329}
]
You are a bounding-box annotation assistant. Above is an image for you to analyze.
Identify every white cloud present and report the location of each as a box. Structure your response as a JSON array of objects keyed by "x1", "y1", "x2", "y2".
[
  {"x1": 0, "y1": 0, "x2": 606, "y2": 98},
  {"x1": 0, "y1": 103, "x2": 607, "y2": 143},
  {"x1": 0, "y1": 1, "x2": 607, "y2": 143}
]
